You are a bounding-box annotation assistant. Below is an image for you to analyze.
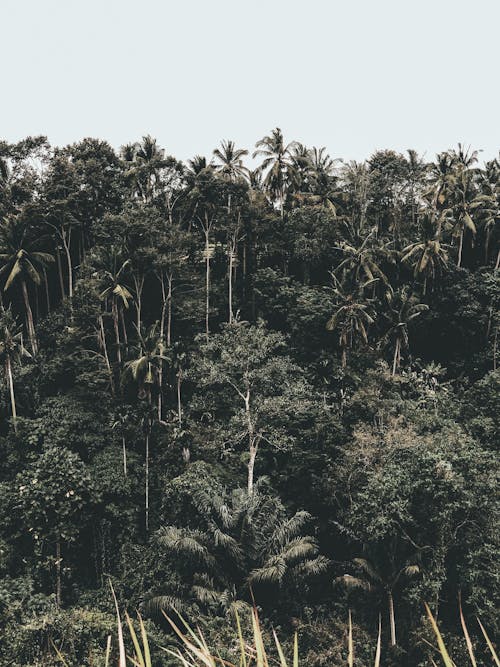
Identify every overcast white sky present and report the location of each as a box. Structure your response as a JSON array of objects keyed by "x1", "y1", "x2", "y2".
[{"x1": 2, "y1": 0, "x2": 499, "y2": 163}]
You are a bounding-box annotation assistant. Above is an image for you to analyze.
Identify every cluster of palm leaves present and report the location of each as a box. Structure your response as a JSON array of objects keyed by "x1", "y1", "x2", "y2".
[{"x1": 144, "y1": 482, "x2": 328, "y2": 619}]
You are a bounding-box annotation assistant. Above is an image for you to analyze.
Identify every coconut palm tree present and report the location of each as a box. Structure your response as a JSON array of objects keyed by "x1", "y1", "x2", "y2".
[
  {"x1": 334, "y1": 231, "x2": 392, "y2": 289},
  {"x1": 326, "y1": 277, "x2": 376, "y2": 367},
  {"x1": 401, "y1": 211, "x2": 450, "y2": 294},
  {"x1": 213, "y1": 140, "x2": 248, "y2": 182},
  {"x1": 253, "y1": 128, "x2": 295, "y2": 215},
  {"x1": 98, "y1": 248, "x2": 133, "y2": 364},
  {"x1": 379, "y1": 288, "x2": 429, "y2": 375},
  {"x1": 0, "y1": 307, "x2": 31, "y2": 432},
  {"x1": 0, "y1": 216, "x2": 54, "y2": 354}
]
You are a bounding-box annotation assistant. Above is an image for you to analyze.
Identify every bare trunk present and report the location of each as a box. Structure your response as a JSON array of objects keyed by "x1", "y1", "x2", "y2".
[
  {"x1": 205, "y1": 230, "x2": 210, "y2": 341},
  {"x1": 62, "y1": 230, "x2": 73, "y2": 298},
  {"x1": 228, "y1": 242, "x2": 234, "y2": 324},
  {"x1": 55, "y1": 539, "x2": 62, "y2": 607},
  {"x1": 392, "y1": 337, "x2": 401, "y2": 376},
  {"x1": 5, "y1": 355, "x2": 17, "y2": 433},
  {"x1": 388, "y1": 591, "x2": 397, "y2": 646},
  {"x1": 122, "y1": 435, "x2": 127, "y2": 476},
  {"x1": 21, "y1": 279, "x2": 37, "y2": 355},
  {"x1": 112, "y1": 299, "x2": 121, "y2": 363},
  {"x1": 43, "y1": 266, "x2": 51, "y2": 314},
  {"x1": 248, "y1": 443, "x2": 258, "y2": 494},
  {"x1": 98, "y1": 315, "x2": 115, "y2": 395},
  {"x1": 145, "y1": 430, "x2": 149, "y2": 532},
  {"x1": 457, "y1": 229, "x2": 464, "y2": 267},
  {"x1": 56, "y1": 247, "x2": 66, "y2": 300},
  {"x1": 177, "y1": 368, "x2": 183, "y2": 426}
]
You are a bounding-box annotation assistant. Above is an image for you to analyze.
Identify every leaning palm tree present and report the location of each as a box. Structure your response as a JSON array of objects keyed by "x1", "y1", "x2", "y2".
[
  {"x1": 0, "y1": 216, "x2": 54, "y2": 354},
  {"x1": 0, "y1": 307, "x2": 31, "y2": 432},
  {"x1": 253, "y1": 128, "x2": 295, "y2": 215},
  {"x1": 326, "y1": 277, "x2": 376, "y2": 368},
  {"x1": 379, "y1": 288, "x2": 429, "y2": 375}
]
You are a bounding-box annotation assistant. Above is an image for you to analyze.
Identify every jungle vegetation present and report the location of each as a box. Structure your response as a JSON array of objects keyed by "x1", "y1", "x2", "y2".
[{"x1": 0, "y1": 132, "x2": 498, "y2": 665}]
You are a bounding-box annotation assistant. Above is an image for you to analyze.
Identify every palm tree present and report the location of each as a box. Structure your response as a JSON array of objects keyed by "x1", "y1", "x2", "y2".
[
  {"x1": 380, "y1": 288, "x2": 429, "y2": 375},
  {"x1": 0, "y1": 216, "x2": 54, "y2": 354},
  {"x1": 146, "y1": 483, "x2": 329, "y2": 617},
  {"x1": 0, "y1": 307, "x2": 31, "y2": 432},
  {"x1": 122, "y1": 135, "x2": 167, "y2": 202},
  {"x1": 213, "y1": 140, "x2": 248, "y2": 182},
  {"x1": 98, "y1": 248, "x2": 133, "y2": 364},
  {"x1": 326, "y1": 278, "x2": 376, "y2": 367},
  {"x1": 401, "y1": 212, "x2": 449, "y2": 294},
  {"x1": 335, "y1": 231, "x2": 392, "y2": 289},
  {"x1": 253, "y1": 128, "x2": 295, "y2": 215},
  {"x1": 336, "y1": 555, "x2": 420, "y2": 647},
  {"x1": 124, "y1": 321, "x2": 167, "y2": 406}
]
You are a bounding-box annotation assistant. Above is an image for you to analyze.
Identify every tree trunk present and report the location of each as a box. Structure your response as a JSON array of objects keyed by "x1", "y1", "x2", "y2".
[
  {"x1": 145, "y1": 430, "x2": 149, "y2": 532},
  {"x1": 112, "y1": 299, "x2": 121, "y2": 363},
  {"x1": 55, "y1": 539, "x2": 62, "y2": 606},
  {"x1": 61, "y1": 229, "x2": 73, "y2": 298},
  {"x1": 392, "y1": 337, "x2": 401, "y2": 376},
  {"x1": 122, "y1": 435, "x2": 127, "y2": 477},
  {"x1": 248, "y1": 443, "x2": 258, "y2": 495},
  {"x1": 388, "y1": 591, "x2": 397, "y2": 646},
  {"x1": 177, "y1": 368, "x2": 183, "y2": 426},
  {"x1": 228, "y1": 242, "x2": 234, "y2": 324},
  {"x1": 457, "y1": 229, "x2": 464, "y2": 267},
  {"x1": 205, "y1": 229, "x2": 210, "y2": 341},
  {"x1": 98, "y1": 315, "x2": 115, "y2": 395},
  {"x1": 56, "y1": 247, "x2": 66, "y2": 300},
  {"x1": 21, "y1": 279, "x2": 37, "y2": 355},
  {"x1": 43, "y1": 266, "x2": 51, "y2": 314},
  {"x1": 5, "y1": 355, "x2": 17, "y2": 433}
]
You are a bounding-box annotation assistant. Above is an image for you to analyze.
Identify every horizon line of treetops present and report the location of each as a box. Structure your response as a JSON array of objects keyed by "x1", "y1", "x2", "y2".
[{"x1": 0, "y1": 128, "x2": 499, "y2": 432}]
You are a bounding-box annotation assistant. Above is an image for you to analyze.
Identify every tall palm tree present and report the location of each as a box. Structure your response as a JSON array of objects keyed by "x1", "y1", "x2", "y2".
[
  {"x1": 253, "y1": 128, "x2": 295, "y2": 215},
  {"x1": 326, "y1": 278, "x2": 376, "y2": 367},
  {"x1": 213, "y1": 140, "x2": 248, "y2": 182},
  {"x1": 121, "y1": 135, "x2": 167, "y2": 202},
  {"x1": 98, "y1": 248, "x2": 133, "y2": 364},
  {"x1": 380, "y1": 288, "x2": 429, "y2": 375},
  {"x1": 0, "y1": 216, "x2": 54, "y2": 354},
  {"x1": 0, "y1": 307, "x2": 31, "y2": 432},
  {"x1": 401, "y1": 211, "x2": 449, "y2": 294},
  {"x1": 336, "y1": 556, "x2": 420, "y2": 647},
  {"x1": 335, "y1": 231, "x2": 392, "y2": 288}
]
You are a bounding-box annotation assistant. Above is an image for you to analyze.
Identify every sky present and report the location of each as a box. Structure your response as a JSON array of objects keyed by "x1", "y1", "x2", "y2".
[{"x1": 2, "y1": 0, "x2": 499, "y2": 163}]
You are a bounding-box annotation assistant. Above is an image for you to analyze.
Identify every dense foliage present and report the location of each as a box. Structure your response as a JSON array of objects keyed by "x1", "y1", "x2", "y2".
[{"x1": 0, "y1": 132, "x2": 498, "y2": 665}]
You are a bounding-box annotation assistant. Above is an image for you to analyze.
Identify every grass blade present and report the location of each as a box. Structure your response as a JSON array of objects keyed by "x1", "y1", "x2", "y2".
[
  {"x1": 477, "y1": 618, "x2": 500, "y2": 666},
  {"x1": 458, "y1": 597, "x2": 477, "y2": 667},
  {"x1": 424, "y1": 602, "x2": 454, "y2": 667}
]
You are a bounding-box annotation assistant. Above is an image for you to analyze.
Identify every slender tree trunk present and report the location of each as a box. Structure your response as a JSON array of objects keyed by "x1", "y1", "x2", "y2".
[
  {"x1": 5, "y1": 355, "x2": 17, "y2": 433},
  {"x1": 61, "y1": 229, "x2": 73, "y2": 298},
  {"x1": 177, "y1": 368, "x2": 183, "y2": 426},
  {"x1": 145, "y1": 429, "x2": 149, "y2": 531},
  {"x1": 495, "y1": 247, "x2": 500, "y2": 270},
  {"x1": 205, "y1": 228, "x2": 210, "y2": 341},
  {"x1": 457, "y1": 229, "x2": 464, "y2": 267},
  {"x1": 98, "y1": 315, "x2": 115, "y2": 396},
  {"x1": 122, "y1": 435, "x2": 127, "y2": 476},
  {"x1": 55, "y1": 539, "x2": 62, "y2": 606},
  {"x1": 120, "y1": 308, "x2": 128, "y2": 349},
  {"x1": 248, "y1": 442, "x2": 258, "y2": 495},
  {"x1": 244, "y1": 390, "x2": 257, "y2": 494},
  {"x1": 228, "y1": 241, "x2": 234, "y2": 324},
  {"x1": 43, "y1": 267, "x2": 51, "y2": 314},
  {"x1": 388, "y1": 591, "x2": 397, "y2": 646},
  {"x1": 392, "y1": 337, "x2": 401, "y2": 376},
  {"x1": 21, "y1": 279, "x2": 37, "y2": 355},
  {"x1": 112, "y1": 299, "x2": 121, "y2": 363},
  {"x1": 166, "y1": 275, "x2": 172, "y2": 347},
  {"x1": 493, "y1": 326, "x2": 498, "y2": 371},
  {"x1": 56, "y1": 247, "x2": 66, "y2": 300}
]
